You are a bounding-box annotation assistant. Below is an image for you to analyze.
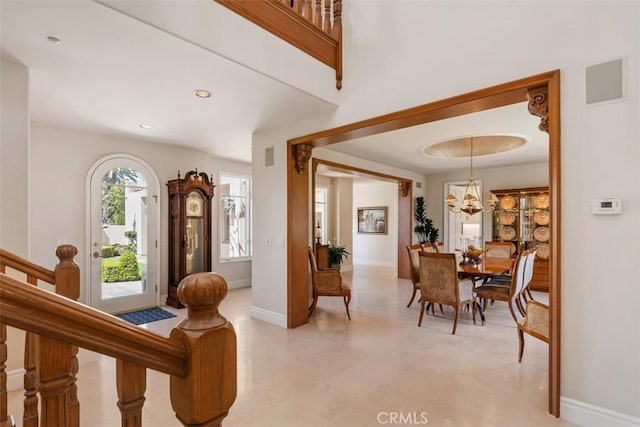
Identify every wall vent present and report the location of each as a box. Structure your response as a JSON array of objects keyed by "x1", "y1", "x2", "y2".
[
  {"x1": 265, "y1": 146, "x2": 274, "y2": 167},
  {"x1": 586, "y1": 58, "x2": 623, "y2": 105}
]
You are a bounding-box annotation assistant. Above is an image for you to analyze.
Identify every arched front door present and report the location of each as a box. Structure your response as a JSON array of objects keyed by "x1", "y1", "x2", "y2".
[{"x1": 87, "y1": 154, "x2": 159, "y2": 313}]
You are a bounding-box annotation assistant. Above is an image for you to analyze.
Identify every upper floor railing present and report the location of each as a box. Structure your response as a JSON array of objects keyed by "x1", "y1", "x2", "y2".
[{"x1": 216, "y1": 0, "x2": 343, "y2": 90}]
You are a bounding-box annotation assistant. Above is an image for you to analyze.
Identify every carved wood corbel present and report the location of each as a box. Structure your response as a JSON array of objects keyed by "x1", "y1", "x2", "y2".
[
  {"x1": 398, "y1": 181, "x2": 410, "y2": 197},
  {"x1": 527, "y1": 86, "x2": 549, "y2": 133},
  {"x1": 294, "y1": 144, "x2": 313, "y2": 174}
]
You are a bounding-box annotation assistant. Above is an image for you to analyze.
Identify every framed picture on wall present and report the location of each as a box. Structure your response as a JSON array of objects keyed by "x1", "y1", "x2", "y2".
[{"x1": 357, "y1": 206, "x2": 388, "y2": 234}]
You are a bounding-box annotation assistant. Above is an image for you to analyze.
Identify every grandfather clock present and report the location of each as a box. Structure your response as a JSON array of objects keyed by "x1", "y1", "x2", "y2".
[{"x1": 167, "y1": 169, "x2": 215, "y2": 308}]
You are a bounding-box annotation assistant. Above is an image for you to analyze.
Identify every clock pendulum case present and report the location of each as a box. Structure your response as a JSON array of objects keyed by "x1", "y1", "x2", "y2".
[{"x1": 166, "y1": 169, "x2": 215, "y2": 308}]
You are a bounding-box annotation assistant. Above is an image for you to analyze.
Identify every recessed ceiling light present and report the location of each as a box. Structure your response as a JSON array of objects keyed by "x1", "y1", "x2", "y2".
[
  {"x1": 193, "y1": 90, "x2": 212, "y2": 99},
  {"x1": 139, "y1": 123, "x2": 153, "y2": 129},
  {"x1": 47, "y1": 36, "x2": 61, "y2": 45}
]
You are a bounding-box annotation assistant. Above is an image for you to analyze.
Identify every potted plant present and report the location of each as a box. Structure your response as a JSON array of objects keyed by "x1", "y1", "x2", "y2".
[
  {"x1": 328, "y1": 243, "x2": 350, "y2": 271},
  {"x1": 414, "y1": 196, "x2": 439, "y2": 245}
]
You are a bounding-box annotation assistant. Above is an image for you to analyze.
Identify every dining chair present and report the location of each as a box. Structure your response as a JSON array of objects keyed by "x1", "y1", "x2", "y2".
[
  {"x1": 509, "y1": 250, "x2": 547, "y2": 361},
  {"x1": 308, "y1": 247, "x2": 351, "y2": 319},
  {"x1": 405, "y1": 244, "x2": 423, "y2": 307},
  {"x1": 474, "y1": 249, "x2": 530, "y2": 314},
  {"x1": 484, "y1": 241, "x2": 515, "y2": 258},
  {"x1": 418, "y1": 252, "x2": 477, "y2": 335},
  {"x1": 407, "y1": 244, "x2": 443, "y2": 314}
]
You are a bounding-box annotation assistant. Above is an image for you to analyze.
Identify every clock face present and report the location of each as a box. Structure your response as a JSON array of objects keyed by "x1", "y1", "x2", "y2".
[{"x1": 186, "y1": 193, "x2": 203, "y2": 217}]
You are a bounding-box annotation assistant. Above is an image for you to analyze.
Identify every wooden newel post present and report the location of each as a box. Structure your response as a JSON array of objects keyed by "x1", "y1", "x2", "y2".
[
  {"x1": 54, "y1": 244, "x2": 80, "y2": 427},
  {"x1": 170, "y1": 272, "x2": 237, "y2": 427},
  {"x1": 54, "y1": 244, "x2": 80, "y2": 301}
]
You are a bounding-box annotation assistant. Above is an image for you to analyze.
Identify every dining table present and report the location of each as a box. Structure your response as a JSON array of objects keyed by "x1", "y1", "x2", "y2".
[{"x1": 457, "y1": 256, "x2": 514, "y2": 281}]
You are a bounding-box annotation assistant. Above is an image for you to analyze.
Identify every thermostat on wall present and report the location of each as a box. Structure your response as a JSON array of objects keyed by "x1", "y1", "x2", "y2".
[{"x1": 591, "y1": 198, "x2": 622, "y2": 214}]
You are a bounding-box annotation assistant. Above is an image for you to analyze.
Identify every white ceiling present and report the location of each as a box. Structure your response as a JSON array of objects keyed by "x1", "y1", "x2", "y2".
[
  {"x1": 0, "y1": 0, "x2": 335, "y2": 163},
  {"x1": 323, "y1": 101, "x2": 549, "y2": 176},
  {"x1": 1, "y1": 1, "x2": 548, "y2": 173}
]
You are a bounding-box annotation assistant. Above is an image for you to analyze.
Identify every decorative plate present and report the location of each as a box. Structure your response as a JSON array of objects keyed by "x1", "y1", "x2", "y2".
[
  {"x1": 499, "y1": 195, "x2": 516, "y2": 210},
  {"x1": 533, "y1": 193, "x2": 550, "y2": 209},
  {"x1": 534, "y1": 210, "x2": 550, "y2": 225},
  {"x1": 536, "y1": 243, "x2": 550, "y2": 259},
  {"x1": 499, "y1": 210, "x2": 516, "y2": 225},
  {"x1": 498, "y1": 225, "x2": 516, "y2": 241},
  {"x1": 534, "y1": 226, "x2": 550, "y2": 242}
]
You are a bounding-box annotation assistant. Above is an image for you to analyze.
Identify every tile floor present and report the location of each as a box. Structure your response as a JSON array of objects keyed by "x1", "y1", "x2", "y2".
[{"x1": 8, "y1": 265, "x2": 570, "y2": 427}]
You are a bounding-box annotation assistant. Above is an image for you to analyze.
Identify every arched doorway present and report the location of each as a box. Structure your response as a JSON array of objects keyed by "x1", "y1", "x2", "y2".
[{"x1": 86, "y1": 154, "x2": 161, "y2": 314}]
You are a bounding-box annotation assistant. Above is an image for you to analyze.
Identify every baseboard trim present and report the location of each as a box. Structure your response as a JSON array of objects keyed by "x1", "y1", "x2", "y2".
[
  {"x1": 250, "y1": 305, "x2": 287, "y2": 328},
  {"x1": 7, "y1": 368, "x2": 25, "y2": 391},
  {"x1": 561, "y1": 396, "x2": 640, "y2": 427}
]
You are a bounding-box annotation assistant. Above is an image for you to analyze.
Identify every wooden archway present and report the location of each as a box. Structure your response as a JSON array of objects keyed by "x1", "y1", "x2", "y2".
[{"x1": 287, "y1": 70, "x2": 561, "y2": 416}]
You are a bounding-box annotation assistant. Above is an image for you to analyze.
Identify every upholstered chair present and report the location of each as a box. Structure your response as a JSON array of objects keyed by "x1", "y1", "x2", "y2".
[
  {"x1": 418, "y1": 252, "x2": 477, "y2": 335},
  {"x1": 308, "y1": 247, "x2": 351, "y2": 319}
]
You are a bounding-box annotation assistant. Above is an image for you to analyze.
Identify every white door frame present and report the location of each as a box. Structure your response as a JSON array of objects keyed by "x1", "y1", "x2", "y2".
[{"x1": 85, "y1": 153, "x2": 161, "y2": 313}]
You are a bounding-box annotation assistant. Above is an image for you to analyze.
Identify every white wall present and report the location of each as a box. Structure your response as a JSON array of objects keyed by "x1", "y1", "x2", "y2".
[
  {"x1": 1, "y1": 58, "x2": 29, "y2": 256},
  {"x1": 29, "y1": 123, "x2": 252, "y2": 303},
  {"x1": 0, "y1": 58, "x2": 29, "y2": 377},
  {"x1": 250, "y1": 2, "x2": 639, "y2": 423},
  {"x1": 352, "y1": 180, "x2": 398, "y2": 267}
]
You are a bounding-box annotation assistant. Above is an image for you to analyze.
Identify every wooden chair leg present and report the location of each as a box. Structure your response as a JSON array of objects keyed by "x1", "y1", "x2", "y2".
[
  {"x1": 452, "y1": 306, "x2": 460, "y2": 335},
  {"x1": 471, "y1": 300, "x2": 477, "y2": 325},
  {"x1": 518, "y1": 328, "x2": 525, "y2": 362},
  {"x1": 406, "y1": 287, "x2": 417, "y2": 307},
  {"x1": 418, "y1": 300, "x2": 426, "y2": 326},
  {"x1": 308, "y1": 294, "x2": 318, "y2": 317},
  {"x1": 438, "y1": 304, "x2": 444, "y2": 315},
  {"x1": 343, "y1": 295, "x2": 351, "y2": 320}
]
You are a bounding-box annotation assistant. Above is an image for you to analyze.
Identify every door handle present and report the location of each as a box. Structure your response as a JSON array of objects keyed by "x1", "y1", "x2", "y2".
[{"x1": 92, "y1": 251, "x2": 102, "y2": 259}]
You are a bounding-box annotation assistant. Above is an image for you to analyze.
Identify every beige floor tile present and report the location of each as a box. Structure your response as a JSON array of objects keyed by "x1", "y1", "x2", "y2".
[{"x1": 7, "y1": 264, "x2": 570, "y2": 427}]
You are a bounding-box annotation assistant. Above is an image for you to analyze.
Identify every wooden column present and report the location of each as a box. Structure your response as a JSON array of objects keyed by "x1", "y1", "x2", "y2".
[{"x1": 289, "y1": 143, "x2": 312, "y2": 328}]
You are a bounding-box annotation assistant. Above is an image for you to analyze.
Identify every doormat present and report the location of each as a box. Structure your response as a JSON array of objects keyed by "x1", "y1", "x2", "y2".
[{"x1": 115, "y1": 307, "x2": 177, "y2": 325}]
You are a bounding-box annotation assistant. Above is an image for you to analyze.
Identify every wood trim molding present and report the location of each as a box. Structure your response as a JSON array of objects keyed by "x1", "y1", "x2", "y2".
[
  {"x1": 398, "y1": 181, "x2": 411, "y2": 197},
  {"x1": 527, "y1": 86, "x2": 549, "y2": 133},
  {"x1": 294, "y1": 143, "x2": 313, "y2": 174},
  {"x1": 287, "y1": 70, "x2": 561, "y2": 417}
]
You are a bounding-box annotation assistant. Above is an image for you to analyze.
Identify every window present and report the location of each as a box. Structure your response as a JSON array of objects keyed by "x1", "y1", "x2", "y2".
[
  {"x1": 218, "y1": 172, "x2": 251, "y2": 261},
  {"x1": 315, "y1": 187, "x2": 328, "y2": 244}
]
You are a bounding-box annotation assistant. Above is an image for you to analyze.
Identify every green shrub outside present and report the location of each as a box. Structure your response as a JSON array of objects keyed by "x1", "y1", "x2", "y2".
[
  {"x1": 101, "y1": 253, "x2": 141, "y2": 282},
  {"x1": 101, "y1": 245, "x2": 116, "y2": 258},
  {"x1": 118, "y1": 253, "x2": 141, "y2": 281}
]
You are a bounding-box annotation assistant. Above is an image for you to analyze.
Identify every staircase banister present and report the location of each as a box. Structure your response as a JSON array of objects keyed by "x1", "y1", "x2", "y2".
[
  {"x1": 0, "y1": 249, "x2": 55, "y2": 284},
  {"x1": 0, "y1": 273, "x2": 187, "y2": 378}
]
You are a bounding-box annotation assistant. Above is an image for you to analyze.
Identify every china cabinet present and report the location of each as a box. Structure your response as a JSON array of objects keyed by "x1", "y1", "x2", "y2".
[
  {"x1": 167, "y1": 170, "x2": 215, "y2": 308},
  {"x1": 490, "y1": 186, "x2": 550, "y2": 291}
]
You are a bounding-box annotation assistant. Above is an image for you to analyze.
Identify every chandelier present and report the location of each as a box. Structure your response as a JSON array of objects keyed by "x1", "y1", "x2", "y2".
[{"x1": 446, "y1": 137, "x2": 498, "y2": 215}]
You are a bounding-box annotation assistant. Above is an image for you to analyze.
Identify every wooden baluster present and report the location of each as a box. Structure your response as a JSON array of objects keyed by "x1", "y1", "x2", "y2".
[
  {"x1": 54, "y1": 245, "x2": 80, "y2": 426},
  {"x1": 332, "y1": 0, "x2": 342, "y2": 39},
  {"x1": 36, "y1": 335, "x2": 73, "y2": 427},
  {"x1": 323, "y1": 0, "x2": 331, "y2": 33},
  {"x1": 0, "y1": 323, "x2": 7, "y2": 426},
  {"x1": 301, "y1": 0, "x2": 311, "y2": 20},
  {"x1": 23, "y1": 332, "x2": 37, "y2": 427},
  {"x1": 116, "y1": 360, "x2": 146, "y2": 427},
  {"x1": 170, "y1": 273, "x2": 237, "y2": 427},
  {"x1": 314, "y1": 0, "x2": 322, "y2": 28}
]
